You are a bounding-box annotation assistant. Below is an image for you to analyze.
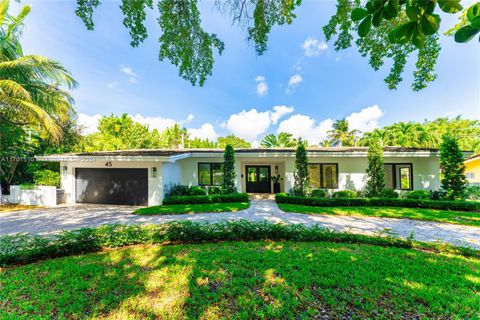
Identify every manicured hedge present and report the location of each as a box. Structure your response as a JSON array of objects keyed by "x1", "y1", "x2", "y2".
[
  {"x1": 2, "y1": 221, "x2": 478, "y2": 266},
  {"x1": 275, "y1": 193, "x2": 480, "y2": 212},
  {"x1": 163, "y1": 193, "x2": 249, "y2": 205}
]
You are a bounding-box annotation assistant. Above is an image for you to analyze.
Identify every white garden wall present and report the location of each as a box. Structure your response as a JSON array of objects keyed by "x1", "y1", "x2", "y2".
[{"x1": 10, "y1": 185, "x2": 57, "y2": 207}]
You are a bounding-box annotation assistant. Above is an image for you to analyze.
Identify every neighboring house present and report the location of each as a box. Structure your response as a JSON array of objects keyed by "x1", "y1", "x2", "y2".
[
  {"x1": 39, "y1": 147, "x2": 450, "y2": 206},
  {"x1": 465, "y1": 154, "x2": 480, "y2": 186}
]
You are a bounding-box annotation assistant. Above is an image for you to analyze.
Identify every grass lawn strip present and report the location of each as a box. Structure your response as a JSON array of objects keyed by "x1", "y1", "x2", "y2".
[
  {"x1": 278, "y1": 203, "x2": 480, "y2": 227},
  {"x1": 133, "y1": 202, "x2": 249, "y2": 215},
  {"x1": 1, "y1": 241, "x2": 479, "y2": 319}
]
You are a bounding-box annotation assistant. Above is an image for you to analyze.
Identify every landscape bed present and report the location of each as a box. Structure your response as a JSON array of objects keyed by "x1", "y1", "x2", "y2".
[
  {"x1": 134, "y1": 202, "x2": 249, "y2": 215},
  {"x1": 278, "y1": 204, "x2": 480, "y2": 227},
  {"x1": 1, "y1": 241, "x2": 479, "y2": 319}
]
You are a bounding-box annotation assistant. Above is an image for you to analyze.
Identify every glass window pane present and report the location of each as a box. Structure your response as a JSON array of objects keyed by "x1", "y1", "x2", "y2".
[
  {"x1": 308, "y1": 164, "x2": 320, "y2": 189},
  {"x1": 322, "y1": 164, "x2": 338, "y2": 189},
  {"x1": 259, "y1": 167, "x2": 269, "y2": 182},
  {"x1": 384, "y1": 164, "x2": 394, "y2": 189},
  {"x1": 399, "y1": 166, "x2": 411, "y2": 190},
  {"x1": 211, "y1": 163, "x2": 223, "y2": 186},
  {"x1": 199, "y1": 163, "x2": 211, "y2": 185},
  {"x1": 247, "y1": 167, "x2": 257, "y2": 182}
]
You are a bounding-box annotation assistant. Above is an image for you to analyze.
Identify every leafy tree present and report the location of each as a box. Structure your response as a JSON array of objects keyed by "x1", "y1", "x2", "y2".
[
  {"x1": 186, "y1": 138, "x2": 217, "y2": 148},
  {"x1": 291, "y1": 140, "x2": 309, "y2": 196},
  {"x1": 365, "y1": 138, "x2": 385, "y2": 197},
  {"x1": 439, "y1": 134, "x2": 467, "y2": 200},
  {"x1": 159, "y1": 124, "x2": 188, "y2": 149},
  {"x1": 326, "y1": 119, "x2": 360, "y2": 147},
  {"x1": 74, "y1": 0, "x2": 477, "y2": 89},
  {"x1": 260, "y1": 132, "x2": 297, "y2": 148},
  {"x1": 217, "y1": 135, "x2": 251, "y2": 148},
  {"x1": 222, "y1": 144, "x2": 236, "y2": 193}
]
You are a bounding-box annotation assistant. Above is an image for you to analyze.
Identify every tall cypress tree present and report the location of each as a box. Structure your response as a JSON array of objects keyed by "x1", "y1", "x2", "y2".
[
  {"x1": 292, "y1": 140, "x2": 309, "y2": 196},
  {"x1": 365, "y1": 139, "x2": 385, "y2": 197},
  {"x1": 440, "y1": 134, "x2": 467, "y2": 200},
  {"x1": 222, "y1": 144, "x2": 236, "y2": 193}
]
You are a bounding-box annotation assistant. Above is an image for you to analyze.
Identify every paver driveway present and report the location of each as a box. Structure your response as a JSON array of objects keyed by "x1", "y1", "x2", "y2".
[{"x1": 1, "y1": 200, "x2": 479, "y2": 249}]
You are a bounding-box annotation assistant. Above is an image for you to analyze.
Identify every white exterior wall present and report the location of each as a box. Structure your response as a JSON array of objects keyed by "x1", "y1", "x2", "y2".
[
  {"x1": 60, "y1": 160, "x2": 163, "y2": 206},
  {"x1": 10, "y1": 185, "x2": 57, "y2": 207}
]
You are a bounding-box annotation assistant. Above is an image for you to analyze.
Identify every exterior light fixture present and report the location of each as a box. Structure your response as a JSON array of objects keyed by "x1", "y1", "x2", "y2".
[
  {"x1": 152, "y1": 167, "x2": 157, "y2": 178},
  {"x1": 275, "y1": 165, "x2": 279, "y2": 174}
]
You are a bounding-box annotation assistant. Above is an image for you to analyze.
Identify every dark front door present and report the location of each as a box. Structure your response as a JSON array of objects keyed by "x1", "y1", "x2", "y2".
[
  {"x1": 246, "y1": 166, "x2": 271, "y2": 193},
  {"x1": 75, "y1": 168, "x2": 148, "y2": 205}
]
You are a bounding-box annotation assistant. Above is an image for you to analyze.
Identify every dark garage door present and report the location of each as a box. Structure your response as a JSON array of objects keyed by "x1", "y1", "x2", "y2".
[{"x1": 75, "y1": 168, "x2": 148, "y2": 205}]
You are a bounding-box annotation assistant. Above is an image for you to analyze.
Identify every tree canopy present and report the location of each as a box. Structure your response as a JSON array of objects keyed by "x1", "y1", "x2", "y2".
[{"x1": 75, "y1": 0, "x2": 479, "y2": 89}]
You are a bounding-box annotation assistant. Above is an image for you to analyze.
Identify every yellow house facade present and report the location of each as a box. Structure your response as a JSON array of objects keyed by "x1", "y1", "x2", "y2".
[{"x1": 465, "y1": 154, "x2": 480, "y2": 185}]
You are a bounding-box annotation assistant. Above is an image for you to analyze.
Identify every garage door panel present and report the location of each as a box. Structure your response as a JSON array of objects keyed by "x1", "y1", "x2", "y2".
[{"x1": 75, "y1": 168, "x2": 148, "y2": 205}]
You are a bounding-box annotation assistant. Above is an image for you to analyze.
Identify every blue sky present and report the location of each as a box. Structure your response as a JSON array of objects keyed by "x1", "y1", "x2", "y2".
[{"x1": 13, "y1": 0, "x2": 480, "y2": 145}]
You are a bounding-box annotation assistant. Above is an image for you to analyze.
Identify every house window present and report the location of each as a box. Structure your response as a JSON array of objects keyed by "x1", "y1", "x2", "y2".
[
  {"x1": 466, "y1": 172, "x2": 475, "y2": 180},
  {"x1": 384, "y1": 163, "x2": 413, "y2": 190},
  {"x1": 308, "y1": 163, "x2": 339, "y2": 189},
  {"x1": 198, "y1": 163, "x2": 223, "y2": 186}
]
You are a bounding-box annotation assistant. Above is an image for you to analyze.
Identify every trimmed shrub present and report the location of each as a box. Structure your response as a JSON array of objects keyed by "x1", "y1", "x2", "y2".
[
  {"x1": 189, "y1": 186, "x2": 207, "y2": 196},
  {"x1": 310, "y1": 189, "x2": 327, "y2": 198},
  {"x1": 429, "y1": 190, "x2": 446, "y2": 201},
  {"x1": 465, "y1": 186, "x2": 480, "y2": 201},
  {"x1": 275, "y1": 193, "x2": 480, "y2": 212},
  {"x1": 2, "y1": 220, "x2": 477, "y2": 266},
  {"x1": 407, "y1": 190, "x2": 430, "y2": 200},
  {"x1": 163, "y1": 193, "x2": 249, "y2": 205},
  {"x1": 332, "y1": 190, "x2": 358, "y2": 198},
  {"x1": 165, "y1": 184, "x2": 207, "y2": 196},
  {"x1": 380, "y1": 189, "x2": 398, "y2": 199},
  {"x1": 33, "y1": 169, "x2": 60, "y2": 188},
  {"x1": 208, "y1": 186, "x2": 222, "y2": 195}
]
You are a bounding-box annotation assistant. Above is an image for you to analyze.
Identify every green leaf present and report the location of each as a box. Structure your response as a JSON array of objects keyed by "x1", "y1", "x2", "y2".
[
  {"x1": 406, "y1": 5, "x2": 421, "y2": 21},
  {"x1": 358, "y1": 16, "x2": 372, "y2": 37},
  {"x1": 412, "y1": 25, "x2": 425, "y2": 48},
  {"x1": 420, "y1": 14, "x2": 440, "y2": 35},
  {"x1": 437, "y1": 0, "x2": 463, "y2": 13},
  {"x1": 470, "y1": 16, "x2": 480, "y2": 28},
  {"x1": 388, "y1": 22, "x2": 416, "y2": 44},
  {"x1": 454, "y1": 25, "x2": 480, "y2": 43},
  {"x1": 351, "y1": 8, "x2": 368, "y2": 22},
  {"x1": 384, "y1": 0, "x2": 399, "y2": 19},
  {"x1": 372, "y1": 10, "x2": 383, "y2": 26},
  {"x1": 467, "y1": 3, "x2": 480, "y2": 21}
]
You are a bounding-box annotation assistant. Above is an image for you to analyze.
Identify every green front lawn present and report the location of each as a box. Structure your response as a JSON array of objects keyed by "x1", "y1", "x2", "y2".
[
  {"x1": 134, "y1": 202, "x2": 249, "y2": 215},
  {"x1": 1, "y1": 241, "x2": 479, "y2": 318},
  {"x1": 278, "y1": 203, "x2": 480, "y2": 227}
]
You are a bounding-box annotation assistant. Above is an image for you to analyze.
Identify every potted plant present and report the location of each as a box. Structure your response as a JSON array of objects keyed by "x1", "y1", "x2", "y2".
[{"x1": 271, "y1": 174, "x2": 281, "y2": 193}]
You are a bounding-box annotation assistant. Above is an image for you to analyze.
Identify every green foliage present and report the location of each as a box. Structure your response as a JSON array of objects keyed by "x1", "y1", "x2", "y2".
[
  {"x1": 440, "y1": 134, "x2": 468, "y2": 200},
  {"x1": 454, "y1": 2, "x2": 480, "y2": 43},
  {"x1": 33, "y1": 169, "x2": 60, "y2": 188},
  {"x1": 333, "y1": 190, "x2": 358, "y2": 198},
  {"x1": 222, "y1": 144, "x2": 236, "y2": 193},
  {"x1": 365, "y1": 139, "x2": 385, "y2": 197},
  {"x1": 407, "y1": 190, "x2": 430, "y2": 200},
  {"x1": 291, "y1": 141, "x2": 309, "y2": 196},
  {"x1": 163, "y1": 193, "x2": 249, "y2": 205},
  {"x1": 260, "y1": 132, "x2": 297, "y2": 148},
  {"x1": 465, "y1": 186, "x2": 480, "y2": 201},
  {"x1": 164, "y1": 183, "x2": 206, "y2": 197},
  {"x1": 380, "y1": 188, "x2": 399, "y2": 199},
  {"x1": 120, "y1": 0, "x2": 154, "y2": 47},
  {"x1": 275, "y1": 193, "x2": 480, "y2": 212},
  {"x1": 217, "y1": 135, "x2": 251, "y2": 148},
  {"x1": 310, "y1": 189, "x2": 327, "y2": 198},
  {"x1": 133, "y1": 202, "x2": 249, "y2": 215},
  {"x1": 2, "y1": 221, "x2": 478, "y2": 268},
  {"x1": 326, "y1": 119, "x2": 360, "y2": 147}
]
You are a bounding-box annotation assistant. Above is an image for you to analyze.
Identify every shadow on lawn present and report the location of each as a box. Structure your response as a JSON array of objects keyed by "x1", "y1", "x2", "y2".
[{"x1": 2, "y1": 242, "x2": 480, "y2": 319}]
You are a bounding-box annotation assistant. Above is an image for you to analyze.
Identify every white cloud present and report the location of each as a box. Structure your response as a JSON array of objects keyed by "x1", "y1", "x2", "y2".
[
  {"x1": 188, "y1": 123, "x2": 218, "y2": 141},
  {"x1": 130, "y1": 114, "x2": 177, "y2": 132},
  {"x1": 302, "y1": 36, "x2": 328, "y2": 57},
  {"x1": 77, "y1": 113, "x2": 102, "y2": 135},
  {"x1": 346, "y1": 105, "x2": 384, "y2": 132},
  {"x1": 186, "y1": 114, "x2": 194, "y2": 122},
  {"x1": 107, "y1": 81, "x2": 118, "y2": 89},
  {"x1": 255, "y1": 75, "x2": 268, "y2": 97},
  {"x1": 270, "y1": 105, "x2": 294, "y2": 124},
  {"x1": 120, "y1": 65, "x2": 139, "y2": 83},
  {"x1": 278, "y1": 114, "x2": 334, "y2": 145},
  {"x1": 286, "y1": 74, "x2": 303, "y2": 94}
]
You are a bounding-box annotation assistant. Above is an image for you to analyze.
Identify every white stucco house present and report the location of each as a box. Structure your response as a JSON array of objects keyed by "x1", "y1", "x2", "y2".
[{"x1": 38, "y1": 147, "x2": 444, "y2": 206}]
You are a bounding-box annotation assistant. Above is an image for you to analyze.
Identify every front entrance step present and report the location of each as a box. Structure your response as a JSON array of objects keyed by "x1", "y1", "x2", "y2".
[{"x1": 248, "y1": 193, "x2": 276, "y2": 200}]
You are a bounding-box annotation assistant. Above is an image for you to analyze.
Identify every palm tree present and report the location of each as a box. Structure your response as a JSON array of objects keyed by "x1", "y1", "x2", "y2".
[
  {"x1": 0, "y1": 0, "x2": 77, "y2": 141},
  {"x1": 260, "y1": 132, "x2": 297, "y2": 148},
  {"x1": 326, "y1": 119, "x2": 360, "y2": 147}
]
